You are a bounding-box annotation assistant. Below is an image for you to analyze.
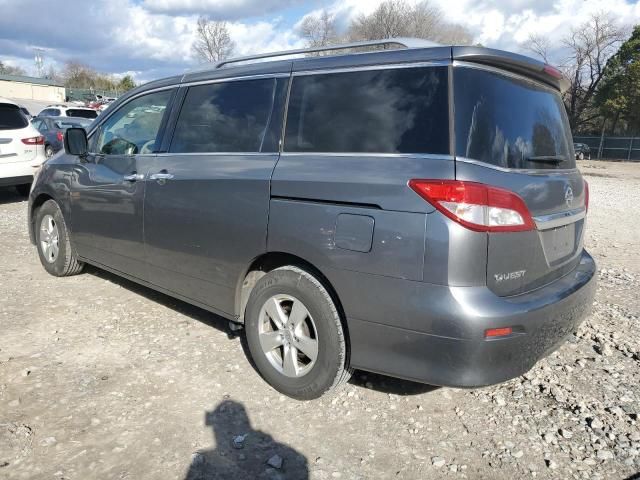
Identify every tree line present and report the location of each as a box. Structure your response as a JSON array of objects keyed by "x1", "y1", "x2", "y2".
[
  {"x1": 56, "y1": 61, "x2": 136, "y2": 93},
  {"x1": 0, "y1": 59, "x2": 136, "y2": 95}
]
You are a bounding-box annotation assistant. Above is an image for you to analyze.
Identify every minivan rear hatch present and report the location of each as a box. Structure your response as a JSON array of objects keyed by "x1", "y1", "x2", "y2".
[{"x1": 452, "y1": 55, "x2": 586, "y2": 296}]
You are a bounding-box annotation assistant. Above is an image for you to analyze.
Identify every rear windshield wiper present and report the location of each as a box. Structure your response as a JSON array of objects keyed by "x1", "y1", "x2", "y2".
[{"x1": 526, "y1": 155, "x2": 566, "y2": 163}]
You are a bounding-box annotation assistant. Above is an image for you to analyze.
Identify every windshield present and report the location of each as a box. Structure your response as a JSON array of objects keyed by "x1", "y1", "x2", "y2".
[
  {"x1": 67, "y1": 109, "x2": 98, "y2": 119},
  {"x1": 0, "y1": 104, "x2": 28, "y2": 130},
  {"x1": 454, "y1": 67, "x2": 575, "y2": 170}
]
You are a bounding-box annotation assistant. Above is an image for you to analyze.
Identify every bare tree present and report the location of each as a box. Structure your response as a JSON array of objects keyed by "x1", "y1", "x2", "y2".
[
  {"x1": 433, "y1": 23, "x2": 474, "y2": 45},
  {"x1": 61, "y1": 61, "x2": 97, "y2": 88},
  {"x1": 192, "y1": 16, "x2": 235, "y2": 63},
  {"x1": 348, "y1": 0, "x2": 473, "y2": 46},
  {"x1": 299, "y1": 9, "x2": 338, "y2": 53},
  {"x1": 523, "y1": 33, "x2": 552, "y2": 63},
  {"x1": 60, "y1": 60, "x2": 118, "y2": 90},
  {"x1": 525, "y1": 13, "x2": 627, "y2": 131},
  {"x1": 0, "y1": 61, "x2": 26, "y2": 76},
  {"x1": 349, "y1": 0, "x2": 411, "y2": 41},
  {"x1": 562, "y1": 14, "x2": 627, "y2": 130}
]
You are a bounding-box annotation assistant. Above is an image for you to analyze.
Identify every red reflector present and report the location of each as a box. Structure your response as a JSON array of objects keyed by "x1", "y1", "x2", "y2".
[
  {"x1": 56, "y1": 131, "x2": 64, "y2": 142},
  {"x1": 22, "y1": 135, "x2": 44, "y2": 145},
  {"x1": 584, "y1": 179, "x2": 589, "y2": 212},
  {"x1": 408, "y1": 180, "x2": 535, "y2": 232},
  {"x1": 485, "y1": 327, "x2": 513, "y2": 338}
]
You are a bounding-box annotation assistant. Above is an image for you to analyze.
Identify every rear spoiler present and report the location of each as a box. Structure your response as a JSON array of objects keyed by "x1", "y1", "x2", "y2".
[{"x1": 452, "y1": 46, "x2": 569, "y2": 93}]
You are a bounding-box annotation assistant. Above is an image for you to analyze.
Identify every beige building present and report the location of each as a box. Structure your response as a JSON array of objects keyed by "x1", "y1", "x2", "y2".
[{"x1": 0, "y1": 74, "x2": 65, "y2": 103}]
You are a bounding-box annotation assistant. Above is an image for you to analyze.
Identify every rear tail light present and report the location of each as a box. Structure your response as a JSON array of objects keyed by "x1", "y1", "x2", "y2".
[
  {"x1": 22, "y1": 135, "x2": 45, "y2": 145},
  {"x1": 56, "y1": 131, "x2": 64, "y2": 142},
  {"x1": 409, "y1": 180, "x2": 535, "y2": 232},
  {"x1": 584, "y1": 179, "x2": 589, "y2": 212}
]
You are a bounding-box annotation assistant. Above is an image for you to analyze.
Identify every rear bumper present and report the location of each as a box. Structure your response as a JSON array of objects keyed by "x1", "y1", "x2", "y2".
[
  {"x1": 346, "y1": 250, "x2": 596, "y2": 387},
  {"x1": 0, "y1": 158, "x2": 42, "y2": 185},
  {"x1": 0, "y1": 174, "x2": 32, "y2": 187}
]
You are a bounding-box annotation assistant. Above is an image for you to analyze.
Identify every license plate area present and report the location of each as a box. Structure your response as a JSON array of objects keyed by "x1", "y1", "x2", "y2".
[{"x1": 540, "y1": 223, "x2": 576, "y2": 264}]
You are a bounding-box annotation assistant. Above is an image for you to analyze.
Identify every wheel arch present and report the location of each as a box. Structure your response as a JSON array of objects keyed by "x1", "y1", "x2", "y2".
[
  {"x1": 235, "y1": 252, "x2": 348, "y2": 332},
  {"x1": 29, "y1": 193, "x2": 55, "y2": 245}
]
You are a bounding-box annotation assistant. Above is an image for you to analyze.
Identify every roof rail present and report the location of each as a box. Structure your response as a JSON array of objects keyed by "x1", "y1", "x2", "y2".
[{"x1": 214, "y1": 37, "x2": 439, "y2": 69}]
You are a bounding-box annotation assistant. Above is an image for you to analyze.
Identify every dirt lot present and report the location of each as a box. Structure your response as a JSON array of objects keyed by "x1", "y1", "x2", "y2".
[{"x1": 1, "y1": 160, "x2": 638, "y2": 480}]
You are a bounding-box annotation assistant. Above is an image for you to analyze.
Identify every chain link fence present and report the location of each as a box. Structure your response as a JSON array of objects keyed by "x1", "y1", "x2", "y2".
[{"x1": 573, "y1": 136, "x2": 640, "y2": 161}]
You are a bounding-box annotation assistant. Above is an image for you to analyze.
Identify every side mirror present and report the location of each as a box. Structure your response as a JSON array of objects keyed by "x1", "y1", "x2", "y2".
[{"x1": 64, "y1": 128, "x2": 88, "y2": 156}]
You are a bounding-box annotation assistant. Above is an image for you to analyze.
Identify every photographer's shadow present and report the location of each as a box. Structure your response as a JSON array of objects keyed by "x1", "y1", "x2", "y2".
[{"x1": 185, "y1": 400, "x2": 309, "y2": 480}]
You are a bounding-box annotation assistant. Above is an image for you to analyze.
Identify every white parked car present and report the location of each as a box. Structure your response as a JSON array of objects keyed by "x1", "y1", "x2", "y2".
[
  {"x1": 0, "y1": 98, "x2": 47, "y2": 195},
  {"x1": 37, "y1": 104, "x2": 98, "y2": 120}
]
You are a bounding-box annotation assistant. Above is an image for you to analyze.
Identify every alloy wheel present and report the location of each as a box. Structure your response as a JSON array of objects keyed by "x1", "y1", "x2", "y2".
[
  {"x1": 258, "y1": 294, "x2": 319, "y2": 378},
  {"x1": 40, "y1": 214, "x2": 59, "y2": 263}
]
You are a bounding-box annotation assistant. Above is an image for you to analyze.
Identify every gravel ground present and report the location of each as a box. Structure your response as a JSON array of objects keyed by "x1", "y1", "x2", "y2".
[{"x1": 0, "y1": 160, "x2": 638, "y2": 480}]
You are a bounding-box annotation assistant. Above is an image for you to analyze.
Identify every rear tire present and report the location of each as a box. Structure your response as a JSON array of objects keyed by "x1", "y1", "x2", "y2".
[
  {"x1": 35, "y1": 200, "x2": 84, "y2": 277},
  {"x1": 244, "y1": 266, "x2": 352, "y2": 400},
  {"x1": 578, "y1": 152, "x2": 584, "y2": 160},
  {"x1": 45, "y1": 145, "x2": 54, "y2": 158},
  {"x1": 15, "y1": 183, "x2": 31, "y2": 196}
]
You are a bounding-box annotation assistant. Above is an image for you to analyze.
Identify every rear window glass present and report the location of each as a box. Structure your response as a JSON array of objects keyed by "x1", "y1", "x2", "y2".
[
  {"x1": 454, "y1": 67, "x2": 575, "y2": 169},
  {"x1": 55, "y1": 119, "x2": 92, "y2": 129},
  {"x1": 0, "y1": 104, "x2": 28, "y2": 130},
  {"x1": 67, "y1": 109, "x2": 98, "y2": 119},
  {"x1": 284, "y1": 66, "x2": 449, "y2": 154},
  {"x1": 170, "y1": 78, "x2": 278, "y2": 153}
]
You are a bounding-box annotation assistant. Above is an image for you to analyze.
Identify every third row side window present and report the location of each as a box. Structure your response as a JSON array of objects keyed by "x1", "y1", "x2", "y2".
[{"x1": 284, "y1": 66, "x2": 450, "y2": 154}]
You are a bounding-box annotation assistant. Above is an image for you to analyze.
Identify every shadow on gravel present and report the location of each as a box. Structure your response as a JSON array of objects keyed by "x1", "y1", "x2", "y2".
[
  {"x1": 88, "y1": 266, "x2": 440, "y2": 398},
  {"x1": 0, "y1": 187, "x2": 28, "y2": 205},
  {"x1": 623, "y1": 474, "x2": 640, "y2": 480},
  {"x1": 185, "y1": 400, "x2": 309, "y2": 480},
  {"x1": 87, "y1": 265, "x2": 232, "y2": 336},
  {"x1": 350, "y1": 370, "x2": 440, "y2": 396}
]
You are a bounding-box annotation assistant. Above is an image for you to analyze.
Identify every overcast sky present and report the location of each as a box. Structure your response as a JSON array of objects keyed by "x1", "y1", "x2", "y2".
[{"x1": 1, "y1": 0, "x2": 639, "y2": 83}]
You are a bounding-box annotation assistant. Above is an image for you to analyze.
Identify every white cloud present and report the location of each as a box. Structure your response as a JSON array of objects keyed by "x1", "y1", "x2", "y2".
[
  {"x1": 427, "y1": 0, "x2": 640, "y2": 54},
  {"x1": 228, "y1": 21, "x2": 305, "y2": 56},
  {"x1": 142, "y1": 0, "x2": 307, "y2": 19}
]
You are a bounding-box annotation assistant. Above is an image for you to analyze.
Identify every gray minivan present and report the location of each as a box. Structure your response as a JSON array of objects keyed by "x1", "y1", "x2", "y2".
[{"x1": 28, "y1": 38, "x2": 596, "y2": 400}]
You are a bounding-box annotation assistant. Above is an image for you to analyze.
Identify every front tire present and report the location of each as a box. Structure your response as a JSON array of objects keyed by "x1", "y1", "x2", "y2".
[
  {"x1": 35, "y1": 200, "x2": 84, "y2": 276},
  {"x1": 244, "y1": 266, "x2": 352, "y2": 400},
  {"x1": 578, "y1": 152, "x2": 584, "y2": 160}
]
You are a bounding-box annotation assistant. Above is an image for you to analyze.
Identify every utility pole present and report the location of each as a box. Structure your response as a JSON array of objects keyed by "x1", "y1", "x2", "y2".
[{"x1": 34, "y1": 48, "x2": 44, "y2": 77}]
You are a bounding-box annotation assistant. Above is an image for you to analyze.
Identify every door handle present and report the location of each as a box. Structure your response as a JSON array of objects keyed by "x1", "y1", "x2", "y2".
[
  {"x1": 123, "y1": 173, "x2": 144, "y2": 182},
  {"x1": 149, "y1": 172, "x2": 174, "y2": 181}
]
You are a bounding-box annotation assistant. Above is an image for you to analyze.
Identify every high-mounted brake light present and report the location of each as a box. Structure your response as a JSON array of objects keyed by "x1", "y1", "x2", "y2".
[
  {"x1": 584, "y1": 179, "x2": 589, "y2": 212},
  {"x1": 485, "y1": 327, "x2": 513, "y2": 338},
  {"x1": 22, "y1": 136, "x2": 44, "y2": 145},
  {"x1": 408, "y1": 180, "x2": 536, "y2": 233},
  {"x1": 543, "y1": 64, "x2": 563, "y2": 80}
]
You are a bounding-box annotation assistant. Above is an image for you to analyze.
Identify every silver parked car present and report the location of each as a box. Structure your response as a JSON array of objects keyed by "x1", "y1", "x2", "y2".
[{"x1": 28, "y1": 38, "x2": 596, "y2": 399}]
